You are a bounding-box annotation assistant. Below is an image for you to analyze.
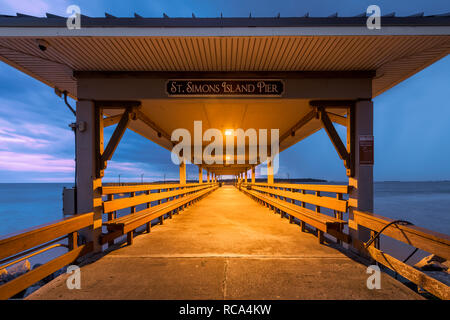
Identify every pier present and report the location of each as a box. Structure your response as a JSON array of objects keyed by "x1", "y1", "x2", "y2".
[
  {"x1": 27, "y1": 186, "x2": 420, "y2": 300},
  {"x1": 0, "y1": 13, "x2": 449, "y2": 300}
]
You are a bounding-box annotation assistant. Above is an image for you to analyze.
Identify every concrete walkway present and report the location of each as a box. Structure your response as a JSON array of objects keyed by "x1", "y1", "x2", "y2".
[{"x1": 29, "y1": 186, "x2": 421, "y2": 300}]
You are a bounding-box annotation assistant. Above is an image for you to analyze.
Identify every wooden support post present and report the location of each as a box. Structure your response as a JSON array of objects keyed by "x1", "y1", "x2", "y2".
[
  {"x1": 315, "y1": 191, "x2": 321, "y2": 213},
  {"x1": 68, "y1": 231, "x2": 77, "y2": 251},
  {"x1": 198, "y1": 166, "x2": 203, "y2": 183},
  {"x1": 348, "y1": 100, "x2": 373, "y2": 253},
  {"x1": 107, "y1": 194, "x2": 115, "y2": 220},
  {"x1": 318, "y1": 230, "x2": 324, "y2": 244},
  {"x1": 179, "y1": 161, "x2": 186, "y2": 185},
  {"x1": 301, "y1": 190, "x2": 306, "y2": 208},
  {"x1": 76, "y1": 100, "x2": 103, "y2": 253},
  {"x1": 146, "y1": 222, "x2": 151, "y2": 233},
  {"x1": 251, "y1": 166, "x2": 256, "y2": 184},
  {"x1": 130, "y1": 191, "x2": 136, "y2": 213},
  {"x1": 127, "y1": 231, "x2": 133, "y2": 245},
  {"x1": 146, "y1": 190, "x2": 150, "y2": 208},
  {"x1": 267, "y1": 159, "x2": 274, "y2": 184},
  {"x1": 159, "y1": 216, "x2": 164, "y2": 225},
  {"x1": 300, "y1": 221, "x2": 306, "y2": 232},
  {"x1": 158, "y1": 189, "x2": 161, "y2": 205}
]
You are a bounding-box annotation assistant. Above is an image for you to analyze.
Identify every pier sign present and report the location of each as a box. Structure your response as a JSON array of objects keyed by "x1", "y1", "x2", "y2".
[
  {"x1": 167, "y1": 79, "x2": 284, "y2": 97},
  {"x1": 359, "y1": 135, "x2": 374, "y2": 165}
]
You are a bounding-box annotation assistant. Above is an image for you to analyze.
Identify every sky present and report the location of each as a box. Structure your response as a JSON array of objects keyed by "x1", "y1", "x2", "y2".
[{"x1": 0, "y1": 0, "x2": 449, "y2": 183}]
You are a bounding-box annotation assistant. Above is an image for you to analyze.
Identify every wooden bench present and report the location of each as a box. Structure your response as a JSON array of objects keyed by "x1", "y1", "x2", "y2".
[
  {"x1": 242, "y1": 184, "x2": 349, "y2": 244},
  {"x1": 101, "y1": 185, "x2": 216, "y2": 245}
]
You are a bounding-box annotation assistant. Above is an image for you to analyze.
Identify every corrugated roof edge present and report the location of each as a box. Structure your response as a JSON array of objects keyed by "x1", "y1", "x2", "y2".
[{"x1": 0, "y1": 14, "x2": 450, "y2": 27}]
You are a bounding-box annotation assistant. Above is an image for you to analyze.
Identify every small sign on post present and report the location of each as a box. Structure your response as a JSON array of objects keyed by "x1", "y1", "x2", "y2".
[{"x1": 359, "y1": 135, "x2": 374, "y2": 165}]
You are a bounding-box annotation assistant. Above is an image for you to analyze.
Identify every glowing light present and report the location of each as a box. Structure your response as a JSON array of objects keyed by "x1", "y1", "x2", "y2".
[{"x1": 224, "y1": 129, "x2": 233, "y2": 136}]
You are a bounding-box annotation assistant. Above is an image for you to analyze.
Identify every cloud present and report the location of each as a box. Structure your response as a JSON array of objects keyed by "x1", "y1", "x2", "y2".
[
  {"x1": 0, "y1": 117, "x2": 73, "y2": 152},
  {"x1": 0, "y1": 151, "x2": 74, "y2": 172}
]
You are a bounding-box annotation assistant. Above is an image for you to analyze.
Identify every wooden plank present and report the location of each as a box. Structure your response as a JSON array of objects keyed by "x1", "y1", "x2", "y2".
[
  {"x1": 102, "y1": 182, "x2": 208, "y2": 195},
  {"x1": 103, "y1": 185, "x2": 210, "y2": 213},
  {"x1": 103, "y1": 114, "x2": 123, "y2": 127},
  {"x1": 353, "y1": 240, "x2": 450, "y2": 300},
  {"x1": 327, "y1": 112, "x2": 348, "y2": 127},
  {"x1": 252, "y1": 185, "x2": 347, "y2": 212},
  {"x1": 280, "y1": 109, "x2": 317, "y2": 142},
  {"x1": 320, "y1": 109, "x2": 350, "y2": 165},
  {"x1": 0, "y1": 212, "x2": 93, "y2": 261},
  {"x1": 101, "y1": 108, "x2": 132, "y2": 163},
  {"x1": 251, "y1": 182, "x2": 349, "y2": 194},
  {"x1": 0, "y1": 242, "x2": 93, "y2": 300},
  {"x1": 354, "y1": 210, "x2": 450, "y2": 261}
]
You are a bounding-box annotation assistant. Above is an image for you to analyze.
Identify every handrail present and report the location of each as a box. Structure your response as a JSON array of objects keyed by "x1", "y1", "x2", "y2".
[
  {"x1": 0, "y1": 212, "x2": 94, "y2": 300},
  {"x1": 0, "y1": 212, "x2": 94, "y2": 261},
  {"x1": 353, "y1": 210, "x2": 450, "y2": 261},
  {"x1": 103, "y1": 184, "x2": 213, "y2": 213},
  {"x1": 101, "y1": 184, "x2": 219, "y2": 246},
  {"x1": 352, "y1": 210, "x2": 450, "y2": 300},
  {"x1": 247, "y1": 182, "x2": 350, "y2": 194},
  {"x1": 102, "y1": 182, "x2": 214, "y2": 195},
  {"x1": 250, "y1": 185, "x2": 348, "y2": 212},
  {"x1": 0, "y1": 236, "x2": 67, "y2": 267}
]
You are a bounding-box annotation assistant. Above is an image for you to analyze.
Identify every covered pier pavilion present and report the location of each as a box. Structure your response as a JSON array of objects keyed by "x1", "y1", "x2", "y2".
[{"x1": 0, "y1": 13, "x2": 449, "y2": 300}]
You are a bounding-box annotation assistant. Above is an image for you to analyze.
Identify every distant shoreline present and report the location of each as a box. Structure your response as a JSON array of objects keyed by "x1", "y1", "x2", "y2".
[{"x1": 1, "y1": 180, "x2": 450, "y2": 184}]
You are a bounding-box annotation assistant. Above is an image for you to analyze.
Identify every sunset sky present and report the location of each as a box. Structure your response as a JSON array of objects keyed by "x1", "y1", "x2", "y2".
[{"x1": 0, "y1": 0, "x2": 449, "y2": 182}]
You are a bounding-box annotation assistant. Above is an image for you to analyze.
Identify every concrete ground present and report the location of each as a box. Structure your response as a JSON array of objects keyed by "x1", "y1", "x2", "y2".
[{"x1": 28, "y1": 186, "x2": 421, "y2": 300}]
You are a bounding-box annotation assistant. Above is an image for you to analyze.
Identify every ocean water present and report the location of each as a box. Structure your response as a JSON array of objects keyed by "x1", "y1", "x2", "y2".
[
  {"x1": 0, "y1": 182, "x2": 449, "y2": 236},
  {"x1": 0, "y1": 182, "x2": 448, "y2": 266}
]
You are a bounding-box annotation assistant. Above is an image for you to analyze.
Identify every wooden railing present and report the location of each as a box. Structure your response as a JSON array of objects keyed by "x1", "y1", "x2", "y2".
[
  {"x1": 101, "y1": 182, "x2": 218, "y2": 245},
  {"x1": 353, "y1": 210, "x2": 450, "y2": 300},
  {"x1": 0, "y1": 212, "x2": 94, "y2": 300},
  {"x1": 239, "y1": 182, "x2": 450, "y2": 299},
  {"x1": 239, "y1": 182, "x2": 350, "y2": 244}
]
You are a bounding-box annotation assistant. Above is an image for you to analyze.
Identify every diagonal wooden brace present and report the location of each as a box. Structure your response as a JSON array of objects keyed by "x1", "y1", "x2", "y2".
[
  {"x1": 319, "y1": 108, "x2": 351, "y2": 169},
  {"x1": 99, "y1": 108, "x2": 136, "y2": 176}
]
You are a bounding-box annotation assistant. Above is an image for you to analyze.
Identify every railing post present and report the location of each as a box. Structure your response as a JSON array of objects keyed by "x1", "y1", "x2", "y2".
[
  {"x1": 107, "y1": 194, "x2": 115, "y2": 220},
  {"x1": 267, "y1": 159, "x2": 274, "y2": 184},
  {"x1": 146, "y1": 190, "x2": 150, "y2": 208},
  {"x1": 198, "y1": 166, "x2": 203, "y2": 183},
  {"x1": 179, "y1": 161, "x2": 186, "y2": 185},
  {"x1": 315, "y1": 191, "x2": 321, "y2": 213},
  {"x1": 130, "y1": 192, "x2": 136, "y2": 213},
  {"x1": 68, "y1": 231, "x2": 78, "y2": 251}
]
